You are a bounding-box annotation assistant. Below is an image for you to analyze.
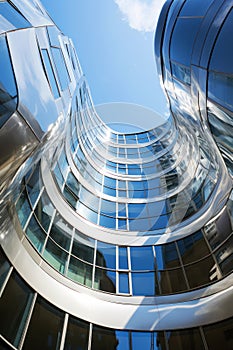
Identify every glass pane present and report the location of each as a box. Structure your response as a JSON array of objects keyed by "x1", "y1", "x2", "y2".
[
  {"x1": 0, "y1": 271, "x2": 34, "y2": 347},
  {"x1": 0, "y1": 35, "x2": 17, "y2": 127},
  {"x1": 180, "y1": 0, "x2": 214, "y2": 16},
  {"x1": 119, "y1": 247, "x2": 128, "y2": 270},
  {"x1": 204, "y1": 317, "x2": 233, "y2": 350},
  {"x1": 215, "y1": 235, "x2": 233, "y2": 275},
  {"x1": 100, "y1": 199, "x2": 116, "y2": 217},
  {"x1": 23, "y1": 297, "x2": 64, "y2": 350},
  {"x1": 170, "y1": 18, "x2": 202, "y2": 66},
  {"x1": 204, "y1": 207, "x2": 232, "y2": 250},
  {"x1": 63, "y1": 185, "x2": 77, "y2": 209},
  {"x1": 92, "y1": 325, "x2": 118, "y2": 350},
  {"x1": 96, "y1": 242, "x2": 116, "y2": 269},
  {"x1": 64, "y1": 316, "x2": 89, "y2": 350},
  {"x1": 0, "y1": 338, "x2": 12, "y2": 349},
  {"x1": 76, "y1": 202, "x2": 98, "y2": 224},
  {"x1": 66, "y1": 172, "x2": 80, "y2": 198},
  {"x1": 34, "y1": 190, "x2": 55, "y2": 232},
  {"x1": 128, "y1": 203, "x2": 147, "y2": 219},
  {"x1": 16, "y1": 190, "x2": 31, "y2": 228},
  {"x1": 0, "y1": 249, "x2": 11, "y2": 289},
  {"x1": 71, "y1": 231, "x2": 94, "y2": 264},
  {"x1": 67, "y1": 256, "x2": 92, "y2": 287},
  {"x1": 41, "y1": 49, "x2": 60, "y2": 99},
  {"x1": 0, "y1": 3, "x2": 30, "y2": 29},
  {"x1": 25, "y1": 215, "x2": 46, "y2": 253},
  {"x1": 94, "y1": 268, "x2": 116, "y2": 293},
  {"x1": 26, "y1": 164, "x2": 41, "y2": 207},
  {"x1": 131, "y1": 332, "x2": 153, "y2": 350},
  {"x1": 158, "y1": 268, "x2": 187, "y2": 294},
  {"x1": 43, "y1": 239, "x2": 68, "y2": 274},
  {"x1": 156, "y1": 243, "x2": 180, "y2": 269},
  {"x1": 185, "y1": 255, "x2": 216, "y2": 289},
  {"x1": 209, "y1": 8, "x2": 233, "y2": 74},
  {"x1": 47, "y1": 26, "x2": 60, "y2": 47},
  {"x1": 132, "y1": 272, "x2": 156, "y2": 296},
  {"x1": 171, "y1": 62, "x2": 190, "y2": 85},
  {"x1": 119, "y1": 273, "x2": 129, "y2": 294},
  {"x1": 166, "y1": 328, "x2": 205, "y2": 350},
  {"x1": 51, "y1": 47, "x2": 70, "y2": 91},
  {"x1": 115, "y1": 331, "x2": 129, "y2": 350},
  {"x1": 53, "y1": 164, "x2": 64, "y2": 189},
  {"x1": 177, "y1": 231, "x2": 210, "y2": 265},
  {"x1": 208, "y1": 72, "x2": 233, "y2": 111},
  {"x1": 49, "y1": 213, "x2": 72, "y2": 251},
  {"x1": 131, "y1": 246, "x2": 154, "y2": 271},
  {"x1": 99, "y1": 215, "x2": 116, "y2": 229}
]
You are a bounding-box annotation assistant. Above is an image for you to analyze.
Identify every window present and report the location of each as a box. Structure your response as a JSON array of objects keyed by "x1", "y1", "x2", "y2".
[
  {"x1": 0, "y1": 2, "x2": 31, "y2": 29},
  {"x1": 41, "y1": 49, "x2": 60, "y2": 99},
  {"x1": 51, "y1": 47, "x2": 70, "y2": 91},
  {"x1": 23, "y1": 297, "x2": 64, "y2": 350},
  {"x1": 0, "y1": 272, "x2": 34, "y2": 347}
]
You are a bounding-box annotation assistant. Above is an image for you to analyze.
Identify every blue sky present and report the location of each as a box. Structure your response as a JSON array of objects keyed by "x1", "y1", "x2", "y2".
[{"x1": 40, "y1": 0, "x2": 168, "y2": 130}]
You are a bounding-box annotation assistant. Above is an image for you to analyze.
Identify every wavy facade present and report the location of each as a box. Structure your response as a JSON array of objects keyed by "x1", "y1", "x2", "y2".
[{"x1": 0, "y1": 0, "x2": 233, "y2": 349}]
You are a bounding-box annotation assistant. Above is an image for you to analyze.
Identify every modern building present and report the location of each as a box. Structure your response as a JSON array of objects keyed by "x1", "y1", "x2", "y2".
[{"x1": 0, "y1": 0, "x2": 232, "y2": 349}]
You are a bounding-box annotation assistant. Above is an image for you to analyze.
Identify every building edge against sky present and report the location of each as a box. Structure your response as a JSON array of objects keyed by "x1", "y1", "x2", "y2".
[{"x1": 0, "y1": 0, "x2": 233, "y2": 350}]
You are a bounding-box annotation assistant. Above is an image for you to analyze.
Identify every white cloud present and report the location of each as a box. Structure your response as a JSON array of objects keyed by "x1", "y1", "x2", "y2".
[{"x1": 115, "y1": 0, "x2": 166, "y2": 32}]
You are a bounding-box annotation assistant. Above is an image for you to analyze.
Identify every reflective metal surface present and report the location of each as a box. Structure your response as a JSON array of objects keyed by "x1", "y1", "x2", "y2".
[{"x1": 0, "y1": 0, "x2": 233, "y2": 349}]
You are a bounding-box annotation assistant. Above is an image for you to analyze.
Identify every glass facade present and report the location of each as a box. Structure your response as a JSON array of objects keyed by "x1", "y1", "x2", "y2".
[
  {"x1": 1, "y1": 251, "x2": 233, "y2": 349},
  {"x1": 0, "y1": 0, "x2": 233, "y2": 349}
]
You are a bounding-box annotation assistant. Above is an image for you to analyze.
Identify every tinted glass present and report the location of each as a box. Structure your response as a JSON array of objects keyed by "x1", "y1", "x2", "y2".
[
  {"x1": 25, "y1": 215, "x2": 46, "y2": 253},
  {"x1": 43, "y1": 239, "x2": 68, "y2": 273},
  {"x1": 66, "y1": 172, "x2": 80, "y2": 197},
  {"x1": 185, "y1": 255, "x2": 216, "y2": 289},
  {"x1": 209, "y1": 9, "x2": 233, "y2": 74},
  {"x1": 68, "y1": 256, "x2": 92, "y2": 287},
  {"x1": 94, "y1": 268, "x2": 116, "y2": 293},
  {"x1": 72, "y1": 232, "x2": 94, "y2": 264},
  {"x1": 132, "y1": 272, "x2": 155, "y2": 296},
  {"x1": 179, "y1": 0, "x2": 214, "y2": 16},
  {"x1": 115, "y1": 331, "x2": 129, "y2": 350},
  {"x1": 0, "y1": 35, "x2": 17, "y2": 127},
  {"x1": 158, "y1": 268, "x2": 187, "y2": 294},
  {"x1": 204, "y1": 317, "x2": 233, "y2": 350},
  {"x1": 119, "y1": 247, "x2": 128, "y2": 270},
  {"x1": 178, "y1": 231, "x2": 210, "y2": 264},
  {"x1": 166, "y1": 328, "x2": 205, "y2": 350},
  {"x1": 16, "y1": 190, "x2": 31, "y2": 228},
  {"x1": 92, "y1": 325, "x2": 118, "y2": 350},
  {"x1": 23, "y1": 297, "x2": 64, "y2": 350},
  {"x1": 49, "y1": 213, "x2": 72, "y2": 251},
  {"x1": 26, "y1": 164, "x2": 41, "y2": 207},
  {"x1": 34, "y1": 190, "x2": 55, "y2": 232},
  {"x1": 0, "y1": 271, "x2": 34, "y2": 347},
  {"x1": 119, "y1": 273, "x2": 129, "y2": 294},
  {"x1": 64, "y1": 316, "x2": 89, "y2": 350},
  {"x1": 215, "y1": 235, "x2": 233, "y2": 275},
  {"x1": 96, "y1": 242, "x2": 116, "y2": 269},
  {"x1": 0, "y1": 249, "x2": 11, "y2": 289},
  {"x1": 131, "y1": 332, "x2": 154, "y2": 350},
  {"x1": 156, "y1": 243, "x2": 180, "y2": 269},
  {"x1": 131, "y1": 247, "x2": 154, "y2": 270},
  {"x1": 170, "y1": 18, "x2": 202, "y2": 66}
]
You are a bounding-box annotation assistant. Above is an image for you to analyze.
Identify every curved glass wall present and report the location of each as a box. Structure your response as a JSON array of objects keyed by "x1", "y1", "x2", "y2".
[
  {"x1": 1, "y1": 0, "x2": 233, "y2": 348},
  {"x1": 0, "y1": 249, "x2": 233, "y2": 350},
  {"x1": 157, "y1": 0, "x2": 233, "y2": 174},
  {"x1": 15, "y1": 162, "x2": 233, "y2": 295}
]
